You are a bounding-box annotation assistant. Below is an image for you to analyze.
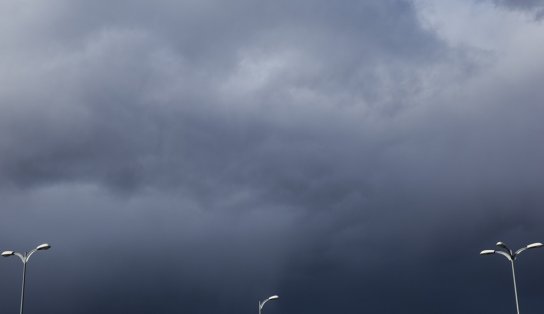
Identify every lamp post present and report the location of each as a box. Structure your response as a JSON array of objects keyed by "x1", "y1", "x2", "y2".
[
  {"x1": 2, "y1": 243, "x2": 51, "y2": 314},
  {"x1": 480, "y1": 241, "x2": 543, "y2": 314},
  {"x1": 259, "y1": 295, "x2": 279, "y2": 314}
]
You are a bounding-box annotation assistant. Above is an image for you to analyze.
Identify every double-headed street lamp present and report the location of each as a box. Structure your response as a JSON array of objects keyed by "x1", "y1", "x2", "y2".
[
  {"x1": 259, "y1": 295, "x2": 279, "y2": 314},
  {"x1": 480, "y1": 241, "x2": 543, "y2": 314},
  {"x1": 2, "y1": 243, "x2": 51, "y2": 314}
]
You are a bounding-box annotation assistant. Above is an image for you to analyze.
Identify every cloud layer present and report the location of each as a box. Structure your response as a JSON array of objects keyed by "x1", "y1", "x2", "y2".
[{"x1": 1, "y1": 0, "x2": 544, "y2": 313}]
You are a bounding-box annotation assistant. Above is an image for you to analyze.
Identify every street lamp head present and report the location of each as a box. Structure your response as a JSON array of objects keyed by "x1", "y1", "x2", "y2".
[
  {"x1": 1, "y1": 251, "x2": 14, "y2": 257},
  {"x1": 527, "y1": 242, "x2": 543, "y2": 249},
  {"x1": 480, "y1": 250, "x2": 495, "y2": 255},
  {"x1": 268, "y1": 295, "x2": 279, "y2": 300},
  {"x1": 36, "y1": 243, "x2": 51, "y2": 251}
]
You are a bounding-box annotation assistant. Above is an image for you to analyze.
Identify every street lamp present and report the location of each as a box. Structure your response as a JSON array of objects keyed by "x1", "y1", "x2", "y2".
[
  {"x1": 2, "y1": 243, "x2": 51, "y2": 314},
  {"x1": 259, "y1": 295, "x2": 279, "y2": 314},
  {"x1": 480, "y1": 241, "x2": 543, "y2": 314}
]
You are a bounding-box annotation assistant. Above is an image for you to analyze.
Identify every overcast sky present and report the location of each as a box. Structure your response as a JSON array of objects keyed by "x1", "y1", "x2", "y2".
[{"x1": 1, "y1": 0, "x2": 544, "y2": 313}]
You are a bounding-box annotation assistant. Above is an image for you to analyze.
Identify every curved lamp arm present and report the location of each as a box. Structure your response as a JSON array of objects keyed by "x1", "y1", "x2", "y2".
[
  {"x1": 495, "y1": 250, "x2": 513, "y2": 261},
  {"x1": 497, "y1": 242, "x2": 512, "y2": 255},
  {"x1": 26, "y1": 243, "x2": 51, "y2": 262},
  {"x1": 514, "y1": 242, "x2": 543, "y2": 259},
  {"x1": 259, "y1": 295, "x2": 279, "y2": 310},
  {"x1": 1, "y1": 251, "x2": 25, "y2": 263},
  {"x1": 480, "y1": 249, "x2": 512, "y2": 261}
]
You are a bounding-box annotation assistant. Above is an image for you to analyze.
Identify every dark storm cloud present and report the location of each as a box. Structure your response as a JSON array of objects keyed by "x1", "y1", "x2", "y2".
[
  {"x1": 0, "y1": 0, "x2": 444, "y2": 191},
  {"x1": 1, "y1": 0, "x2": 544, "y2": 314}
]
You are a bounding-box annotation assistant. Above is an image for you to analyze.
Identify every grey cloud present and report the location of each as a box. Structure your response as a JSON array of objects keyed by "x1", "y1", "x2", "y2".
[
  {"x1": 491, "y1": 0, "x2": 544, "y2": 18},
  {"x1": 1, "y1": 0, "x2": 544, "y2": 314},
  {"x1": 492, "y1": 0, "x2": 544, "y2": 10},
  {"x1": 0, "y1": 0, "x2": 453, "y2": 194}
]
